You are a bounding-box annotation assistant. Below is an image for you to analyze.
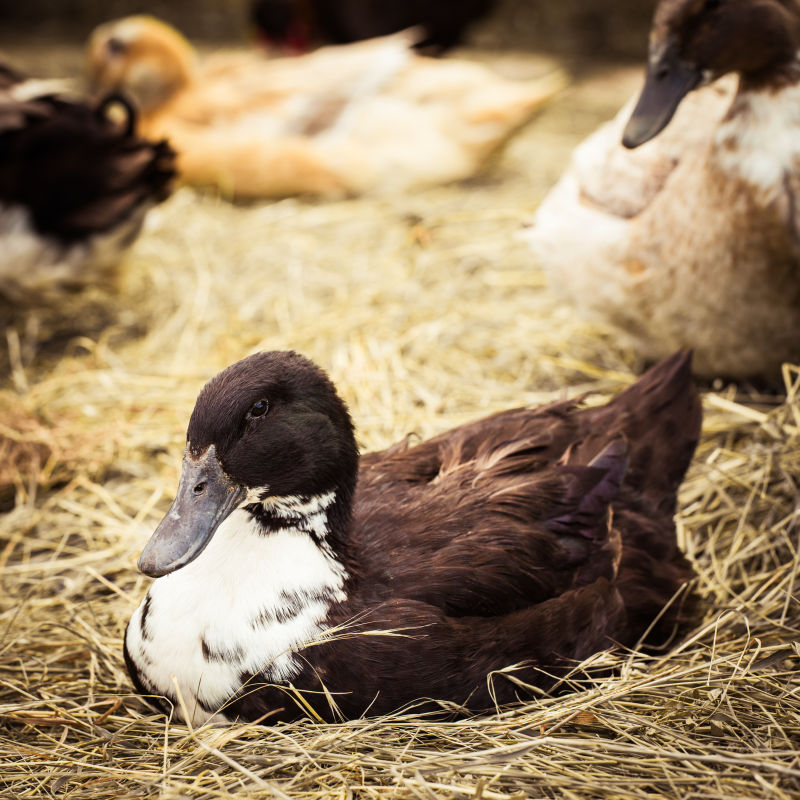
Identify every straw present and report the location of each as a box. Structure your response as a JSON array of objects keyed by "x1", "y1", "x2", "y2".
[{"x1": 1, "y1": 55, "x2": 798, "y2": 799}]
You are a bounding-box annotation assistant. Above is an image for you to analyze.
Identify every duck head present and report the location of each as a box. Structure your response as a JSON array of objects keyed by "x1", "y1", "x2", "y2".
[
  {"x1": 623, "y1": 0, "x2": 800, "y2": 148},
  {"x1": 138, "y1": 351, "x2": 359, "y2": 577},
  {"x1": 87, "y1": 15, "x2": 196, "y2": 114}
]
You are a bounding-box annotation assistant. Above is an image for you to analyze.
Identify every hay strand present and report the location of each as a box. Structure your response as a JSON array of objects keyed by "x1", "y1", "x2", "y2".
[{"x1": 1, "y1": 51, "x2": 798, "y2": 800}]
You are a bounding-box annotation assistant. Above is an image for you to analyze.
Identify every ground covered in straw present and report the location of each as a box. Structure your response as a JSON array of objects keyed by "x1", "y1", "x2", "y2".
[{"x1": 1, "y1": 49, "x2": 799, "y2": 799}]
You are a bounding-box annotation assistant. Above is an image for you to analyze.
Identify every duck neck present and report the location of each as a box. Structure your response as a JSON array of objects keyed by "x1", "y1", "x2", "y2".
[
  {"x1": 738, "y1": 54, "x2": 800, "y2": 94},
  {"x1": 244, "y1": 477, "x2": 356, "y2": 566},
  {"x1": 736, "y1": 3, "x2": 800, "y2": 93},
  {"x1": 714, "y1": 55, "x2": 800, "y2": 197}
]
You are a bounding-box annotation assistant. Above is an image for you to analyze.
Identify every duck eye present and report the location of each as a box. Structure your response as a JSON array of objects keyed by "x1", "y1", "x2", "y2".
[
  {"x1": 106, "y1": 36, "x2": 128, "y2": 56},
  {"x1": 247, "y1": 399, "x2": 270, "y2": 419}
]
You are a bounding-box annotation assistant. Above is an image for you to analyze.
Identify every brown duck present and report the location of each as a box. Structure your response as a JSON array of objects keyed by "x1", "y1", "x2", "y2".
[
  {"x1": 125, "y1": 350, "x2": 700, "y2": 725},
  {"x1": 0, "y1": 61, "x2": 174, "y2": 304}
]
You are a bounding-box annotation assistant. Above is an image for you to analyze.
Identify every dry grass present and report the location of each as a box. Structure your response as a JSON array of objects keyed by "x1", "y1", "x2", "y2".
[{"x1": 1, "y1": 52, "x2": 799, "y2": 799}]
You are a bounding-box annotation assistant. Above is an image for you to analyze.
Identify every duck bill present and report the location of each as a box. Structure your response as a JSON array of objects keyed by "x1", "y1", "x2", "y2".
[
  {"x1": 138, "y1": 445, "x2": 244, "y2": 578},
  {"x1": 622, "y1": 44, "x2": 702, "y2": 149}
]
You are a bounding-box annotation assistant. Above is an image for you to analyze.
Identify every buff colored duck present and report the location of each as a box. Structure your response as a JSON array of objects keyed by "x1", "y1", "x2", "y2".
[
  {"x1": 525, "y1": 0, "x2": 800, "y2": 381},
  {"x1": 87, "y1": 15, "x2": 562, "y2": 199}
]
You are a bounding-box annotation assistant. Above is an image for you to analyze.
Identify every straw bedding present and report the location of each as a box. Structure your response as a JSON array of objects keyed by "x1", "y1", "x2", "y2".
[{"x1": 1, "y1": 55, "x2": 799, "y2": 799}]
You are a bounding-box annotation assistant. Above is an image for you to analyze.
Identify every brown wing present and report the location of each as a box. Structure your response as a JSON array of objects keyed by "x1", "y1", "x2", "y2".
[
  {"x1": 574, "y1": 350, "x2": 702, "y2": 643},
  {"x1": 350, "y1": 351, "x2": 700, "y2": 631},
  {"x1": 352, "y1": 434, "x2": 626, "y2": 617}
]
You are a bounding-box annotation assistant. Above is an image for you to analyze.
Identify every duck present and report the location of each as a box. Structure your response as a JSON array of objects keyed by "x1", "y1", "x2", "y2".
[
  {"x1": 86, "y1": 15, "x2": 562, "y2": 198},
  {"x1": 523, "y1": 0, "x2": 800, "y2": 382},
  {"x1": 250, "y1": 0, "x2": 496, "y2": 56},
  {"x1": 124, "y1": 349, "x2": 700, "y2": 725},
  {"x1": 0, "y1": 61, "x2": 175, "y2": 305}
]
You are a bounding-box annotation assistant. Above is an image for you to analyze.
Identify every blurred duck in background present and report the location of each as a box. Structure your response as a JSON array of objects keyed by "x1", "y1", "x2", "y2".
[
  {"x1": 0, "y1": 61, "x2": 174, "y2": 305},
  {"x1": 524, "y1": 0, "x2": 800, "y2": 382},
  {"x1": 250, "y1": 0, "x2": 496, "y2": 55},
  {"x1": 87, "y1": 15, "x2": 563, "y2": 199}
]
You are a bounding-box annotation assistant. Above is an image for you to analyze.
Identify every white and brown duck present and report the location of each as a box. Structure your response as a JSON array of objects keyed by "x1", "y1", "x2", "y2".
[
  {"x1": 524, "y1": 0, "x2": 800, "y2": 381},
  {"x1": 0, "y1": 60, "x2": 174, "y2": 304},
  {"x1": 125, "y1": 350, "x2": 700, "y2": 724}
]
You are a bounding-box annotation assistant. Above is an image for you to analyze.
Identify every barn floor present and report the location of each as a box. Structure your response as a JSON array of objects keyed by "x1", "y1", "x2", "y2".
[{"x1": 1, "y1": 40, "x2": 799, "y2": 800}]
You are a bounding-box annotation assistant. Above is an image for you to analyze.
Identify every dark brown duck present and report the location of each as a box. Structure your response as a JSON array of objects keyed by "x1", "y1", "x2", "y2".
[
  {"x1": 125, "y1": 350, "x2": 701, "y2": 724},
  {"x1": 251, "y1": 0, "x2": 495, "y2": 55},
  {"x1": 0, "y1": 62, "x2": 175, "y2": 303}
]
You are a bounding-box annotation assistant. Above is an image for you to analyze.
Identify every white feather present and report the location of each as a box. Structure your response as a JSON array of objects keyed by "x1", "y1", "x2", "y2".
[
  {"x1": 126, "y1": 497, "x2": 347, "y2": 725},
  {"x1": 714, "y1": 80, "x2": 800, "y2": 201},
  {"x1": 0, "y1": 203, "x2": 147, "y2": 304}
]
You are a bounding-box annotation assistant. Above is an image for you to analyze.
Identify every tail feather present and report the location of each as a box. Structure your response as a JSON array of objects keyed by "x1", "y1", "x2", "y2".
[
  {"x1": 599, "y1": 351, "x2": 701, "y2": 647},
  {"x1": 577, "y1": 350, "x2": 701, "y2": 500}
]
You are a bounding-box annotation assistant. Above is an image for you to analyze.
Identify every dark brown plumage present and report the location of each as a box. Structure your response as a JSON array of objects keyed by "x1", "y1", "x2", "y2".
[
  {"x1": 126, "y1": 350, "x2": 701, "y2": 724},
  {"x1": 0, "y1": 62, "x2": 175, "y2": 302},
  {"x1": 251, "y1": 0, "x2": 496, "y2": 54}
]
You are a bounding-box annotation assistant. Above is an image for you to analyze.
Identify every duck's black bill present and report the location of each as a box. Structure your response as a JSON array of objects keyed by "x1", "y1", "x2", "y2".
[
  {"x1": 622, "y1": 46, "x2": 702, "y2": 149},
  {"x1": 138, "y1": 445, "x2": 244, "y2": 578}
]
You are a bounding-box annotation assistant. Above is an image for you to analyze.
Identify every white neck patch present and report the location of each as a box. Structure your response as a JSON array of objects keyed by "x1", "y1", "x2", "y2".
[
  {"x1": 714, "y1": 75, "x2": 800, "y2": 200},
  {"x1": 125, "y1": 496, "x2": 347, "y2": 725},
  {"x1": 242, "y1": 488, "x2": 338, "y2": 543}
]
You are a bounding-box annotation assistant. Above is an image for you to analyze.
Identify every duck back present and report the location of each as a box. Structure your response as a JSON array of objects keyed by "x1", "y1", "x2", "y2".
[{"x1": 352, "y1": 350, "x2": 699, "y2": 641}]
